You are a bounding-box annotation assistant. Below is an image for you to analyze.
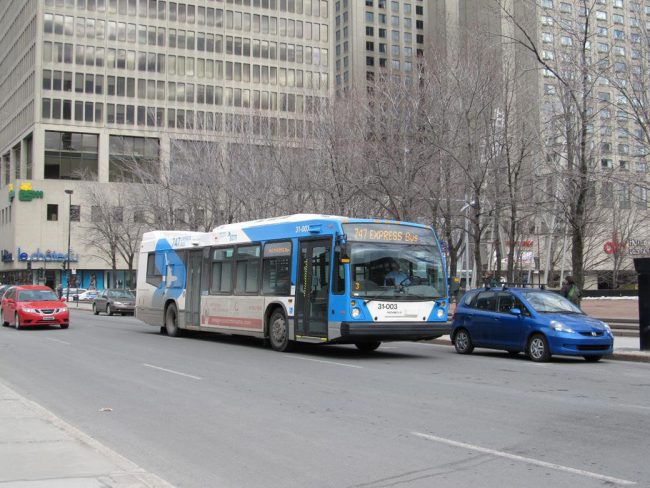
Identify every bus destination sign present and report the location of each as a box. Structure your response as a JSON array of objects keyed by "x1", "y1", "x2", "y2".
[{"x1": 342, "y1": 223, "x2": 436, "y2": 246}]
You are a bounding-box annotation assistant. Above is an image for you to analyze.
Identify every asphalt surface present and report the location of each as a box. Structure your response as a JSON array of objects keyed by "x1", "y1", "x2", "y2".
[{"x1": 1, "y1": 310, "x2": 649, "y2": 488}]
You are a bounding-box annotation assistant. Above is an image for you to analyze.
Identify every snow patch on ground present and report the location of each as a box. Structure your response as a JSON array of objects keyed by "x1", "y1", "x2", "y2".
[{"x1": 583, "y1": 296, "x2": 638, "y2": 300}]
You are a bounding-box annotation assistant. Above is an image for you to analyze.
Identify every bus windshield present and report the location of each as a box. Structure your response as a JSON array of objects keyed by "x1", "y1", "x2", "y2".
[{"x1": 348, "y1": 242, "x2": 446, "y2": 300}]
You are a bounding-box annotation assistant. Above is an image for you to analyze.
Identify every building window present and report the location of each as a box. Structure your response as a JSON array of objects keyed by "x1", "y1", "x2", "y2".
[
  {"x1": 70, "y1": 205, "x2": 81, "y2": 222},
  {"x1": 108, "y1": 135, "x2": 159, "y2": 182},
  {"x1": 91, "y1": 206, "x2": 102, "y2": 222},
  {"x1": 47, "y1": 204, "x2": 58, "y2": 221},
  {"x1": 44, "y1": 131, "x2": 99, "y2": 180}
]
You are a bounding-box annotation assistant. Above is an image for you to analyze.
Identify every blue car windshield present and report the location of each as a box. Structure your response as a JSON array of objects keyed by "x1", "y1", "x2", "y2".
[{"x1": 521, "y1": 291, "x2": 582, "y2": 314}]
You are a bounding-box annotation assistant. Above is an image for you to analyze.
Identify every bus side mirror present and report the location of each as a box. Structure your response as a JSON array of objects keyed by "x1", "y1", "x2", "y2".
[{"x1": 341, "y1": 243, "x2": 351, "y2": 262}]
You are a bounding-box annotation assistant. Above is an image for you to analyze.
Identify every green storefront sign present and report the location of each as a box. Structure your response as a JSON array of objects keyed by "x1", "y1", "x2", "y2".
[
  {"x1": 7, "y1": 183, "x2": 44, "y2": 203},
  {"x1": 18, "y1": 189, "x2": 44, "y2": 201}
]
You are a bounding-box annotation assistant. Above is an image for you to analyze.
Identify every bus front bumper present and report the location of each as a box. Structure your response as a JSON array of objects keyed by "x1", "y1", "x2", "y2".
[{"x1": 337, "y1": 321, "x2": 451, "y2": 342}]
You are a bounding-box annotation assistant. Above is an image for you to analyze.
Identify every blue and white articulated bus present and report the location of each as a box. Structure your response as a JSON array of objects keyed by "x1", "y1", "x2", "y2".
[{"x1": 136, "y1": 214, "x2": 450, "y2": 352}]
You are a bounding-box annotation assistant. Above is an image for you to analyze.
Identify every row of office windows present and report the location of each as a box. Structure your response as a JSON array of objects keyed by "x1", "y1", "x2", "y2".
[
  {"x1": 45, "y1": 0, "x2": 329, "y2": 21},
  {"x1": 363, "y1": 1, "x2": 421, "y2": 15},
  {"x1": 42, "y1": 65, "x2": 328, "y2": 100},
  {"x1": 539, "y1": 16, "x2": 642, "y2": 42},
  {"x1": 600, "y1": 182, "x2": 648, "y2": 209},
  {"x1": 43, "y1": 13, "x2": 329, "y2": 44},
  {"x1": 42, "y1": 87, "x2": 321, "y2": 124},
  {"x1": 600, "y1": 158, "x2": 648, "y2": 172},
  {"x1": 42, "y1": 41, "x2": 330, "y2": 74},
  {"x1": 41, "y1": 98, "x2": 319, "y2": 140}
]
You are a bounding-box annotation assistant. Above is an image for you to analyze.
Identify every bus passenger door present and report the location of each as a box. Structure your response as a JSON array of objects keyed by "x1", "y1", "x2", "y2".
[
  {"x1": 296, "y1": 239, "x2": 331, "y2": 340},
  {"x1": 185, "y1": 250, "x2": 202, "y2": 327}
]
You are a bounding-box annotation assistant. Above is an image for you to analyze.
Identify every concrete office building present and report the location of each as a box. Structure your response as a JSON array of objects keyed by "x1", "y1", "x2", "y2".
[
  {"x1": 333, "y1": 0, "x2": 429, "y2": 95},
  {"x1": 0, "y1": 0, "x2": 332, "y2": 289},
  {"x1": 432, "y1": 0, "x2": 650, "y2": 287}
]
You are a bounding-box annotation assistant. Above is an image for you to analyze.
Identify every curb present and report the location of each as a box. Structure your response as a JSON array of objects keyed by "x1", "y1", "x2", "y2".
[{"x1": 426, "y1": 339, "x2": 650, "y2": 363}]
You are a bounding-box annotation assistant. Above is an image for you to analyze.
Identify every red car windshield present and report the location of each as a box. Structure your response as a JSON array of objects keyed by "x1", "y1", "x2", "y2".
[{"x1": 17, "y1": 290, "x2": 59, "y2": 302}]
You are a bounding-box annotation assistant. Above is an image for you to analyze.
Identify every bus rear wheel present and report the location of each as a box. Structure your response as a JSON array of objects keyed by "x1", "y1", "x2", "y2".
[
  {"x1": 355, "y1": 341, "x2": 381, "y2": 352},
  {"x1": 268, "y1": 310, "x2": 293, "y2": 352},
  {"x1": 165, "y1": 303, "x2": 182, "y2": 337}
]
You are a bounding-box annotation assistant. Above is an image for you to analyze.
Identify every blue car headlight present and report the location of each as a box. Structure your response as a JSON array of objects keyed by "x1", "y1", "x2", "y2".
[
  {"x1": 601, "y1": 322, "x2": 612, "y2": 334},
  {"x1": 550, "y1": 320, "x2": 575, "y2": 334}
]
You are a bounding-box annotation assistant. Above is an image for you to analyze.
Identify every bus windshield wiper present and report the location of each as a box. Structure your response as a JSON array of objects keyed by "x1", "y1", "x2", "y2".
[{"x1": 363, "y1": 291, "x2": 393, "y2": 305}]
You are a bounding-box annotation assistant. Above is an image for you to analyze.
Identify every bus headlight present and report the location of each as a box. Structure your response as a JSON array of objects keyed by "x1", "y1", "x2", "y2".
[
  {"x1": 436, "y1": 308, "x2": 445, "y2": 319},
  {"x1": 351, "y1": 307, "x2": 361, "y2": 319}
]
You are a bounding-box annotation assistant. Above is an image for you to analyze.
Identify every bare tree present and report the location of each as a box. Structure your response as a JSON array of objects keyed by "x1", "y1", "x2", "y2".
[
  {"x1": 82, "y1": 184, "x2": 147, "y2": 288},
  {"x1": 499, "y1": 0, "x2": 612, "y2": 292}
]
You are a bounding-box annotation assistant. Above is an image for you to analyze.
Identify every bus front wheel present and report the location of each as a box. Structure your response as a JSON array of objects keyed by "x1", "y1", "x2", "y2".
[
  {"x1": 165, "y1": 303, "x2": 182, "y2": 337},
  {"x1": 268, "y1": 310, "x2": 293, "y2": 352}
]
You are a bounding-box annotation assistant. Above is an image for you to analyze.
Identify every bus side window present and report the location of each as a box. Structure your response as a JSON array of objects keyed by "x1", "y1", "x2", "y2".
[
  {"x1": 262, "y1": 241, "x2": 291, "y2": 295},
  {"x1": 332, "y1": 246, "x2": 345, "y2": 294},
  {"x1": 235, "y1": 245, "x2": 261, "y2": 294},
  {"x1": 210, "y1": 247, "x2": 234, "y2": 294},
  {"x1": 146, "y1": 252, "x2": 162, "y2": 287}
]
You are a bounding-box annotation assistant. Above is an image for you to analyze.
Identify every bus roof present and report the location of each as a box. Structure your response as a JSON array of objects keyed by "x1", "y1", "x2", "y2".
[
  {"x1": 140, "y1": 230, "x2": 211, "y2": 252},
  {"x1": 211, "y1": 214, "x2": 432, "y2": 246},
  {"x1": 141, "y1": 215, "x2": 433, "y2": 251}
]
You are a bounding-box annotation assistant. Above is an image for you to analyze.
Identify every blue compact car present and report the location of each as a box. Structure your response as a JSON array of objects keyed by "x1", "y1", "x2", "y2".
[{"x1": 451, "y1": 287, "x2": 614, "y2": 362}]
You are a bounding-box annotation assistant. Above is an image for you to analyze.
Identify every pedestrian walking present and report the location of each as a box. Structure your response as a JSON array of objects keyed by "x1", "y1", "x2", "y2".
[
  {"x1": 561, "y1": 275, "x2": 581, "y2": 305},
  {"x1": 56, "y1": 283, "x2": 63, "y2": 299}
]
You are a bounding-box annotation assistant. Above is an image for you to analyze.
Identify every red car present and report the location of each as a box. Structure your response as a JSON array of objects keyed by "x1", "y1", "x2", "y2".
[{"x1": 1, "y1": 285, "x2": 69, "y2": 329}]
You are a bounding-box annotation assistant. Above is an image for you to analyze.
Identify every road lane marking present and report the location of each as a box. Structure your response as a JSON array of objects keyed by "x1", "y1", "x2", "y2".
[
  {"x1": 412, "y1": 432, "x2": 636, "y2": 486},
  {"x1": 143, "y1": 363, "x2": 202, "y2": 380},
  {"x1": 46, "y1": 338, "x2": 71, "y2": 345},
  {"x1": 284, "y1": 356, "x2": 363, "y2": 369},
  {"x1": 618, "y1": 403, "x2": 650, "y2": 411}
]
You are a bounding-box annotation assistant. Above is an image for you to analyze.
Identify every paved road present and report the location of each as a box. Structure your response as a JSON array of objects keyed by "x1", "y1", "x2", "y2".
[{"x1": 1, "y1": 310, "x2": 649, "y2": 488}]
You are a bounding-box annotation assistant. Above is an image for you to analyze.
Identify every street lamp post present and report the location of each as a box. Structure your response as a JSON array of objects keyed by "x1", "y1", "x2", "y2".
[
  {"x1": 64, "y1": 189, "x2": 73, "y2": 302},
  {"x1": 460, "y1": 198, "x2": 475, "y2": 290}
]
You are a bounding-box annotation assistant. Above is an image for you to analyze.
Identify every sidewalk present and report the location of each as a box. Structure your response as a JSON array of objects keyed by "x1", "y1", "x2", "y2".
[
  {"x1": 580, "y1": 298, "x2": 639, "y2": 321},
  {"x1": 0, "y1": 381, "x2": 173, "y2": 488}
]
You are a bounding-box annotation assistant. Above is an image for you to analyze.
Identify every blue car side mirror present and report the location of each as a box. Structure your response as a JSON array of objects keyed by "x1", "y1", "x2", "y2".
[{"x1": 510, "y1": 307, "x2": 522, "y2": 315}]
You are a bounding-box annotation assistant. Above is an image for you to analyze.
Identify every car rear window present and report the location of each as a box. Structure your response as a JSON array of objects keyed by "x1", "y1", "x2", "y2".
[{"x1": 109, "y1": 290, "x2": 135, "y2": 299}]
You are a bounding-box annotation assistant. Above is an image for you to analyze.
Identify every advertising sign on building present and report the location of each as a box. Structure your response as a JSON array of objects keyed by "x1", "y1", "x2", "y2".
[{"x1": 17, "y1": 248, "x2": 79, "y2": 263}]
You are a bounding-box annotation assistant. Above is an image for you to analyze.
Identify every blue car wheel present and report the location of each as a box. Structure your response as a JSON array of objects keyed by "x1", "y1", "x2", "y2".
[
  {"x1": 454, "y1": 328, "x2": 474, "y2": 354},
  {"x1": 527, "y1": 333, "x2": 551, "y2": 362}
]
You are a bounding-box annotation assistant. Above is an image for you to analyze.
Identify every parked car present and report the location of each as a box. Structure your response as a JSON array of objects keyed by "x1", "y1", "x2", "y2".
[
  {"x1": 77, "y1": 290, "x2": 99, "y2": 302},
  {"x1": 0, "y1": 284, "x2": 11, "y2": 301},
  {"x1": 0, "y1": 284, "x2": 12, "y2": 318},
  {"x1": 1, "y1": 285, "x2": 69, "y2": 329},
  {"x1": 93, "y1": 289, "x2": 136, "y2": 316},
  {"x1": 451, "y1": 287, "x2": 614, "y2": 362},
  {"x1": 62, "y1": 288, "x2": 87, "y2": 301}
]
